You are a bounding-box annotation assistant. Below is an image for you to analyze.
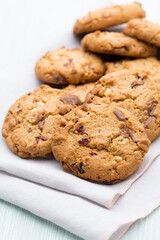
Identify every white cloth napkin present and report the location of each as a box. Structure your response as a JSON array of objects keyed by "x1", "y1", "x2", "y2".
[
  {"x1": 0, "y1": 151, "x2": 160, "y2": 240},
  {"x1": 1, "y1": 0, "x2": 160, "y2": 239},
  {"x1": 0, "y1": 137, "x2": 160, "y2": 209}
]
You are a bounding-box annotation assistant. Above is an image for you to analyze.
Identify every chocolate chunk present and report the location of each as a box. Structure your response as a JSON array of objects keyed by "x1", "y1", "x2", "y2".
[
  {"x1": 28, "y1": 93, "x2": 32, "y2": 96},
  {"x1": 148, "y1": 99, "x2": 158, "y2": 108},
  {"x1": 38, "y1": 113, "x2": 45, "y2": 129},
  {"x1": 144, "y1": 117, "x2": 153, "y2": 129},
  {"x1": 121, "y1": 127, "x2": 137, "y2": 143},
  {"x1": 60, "y1": 94, "x2": 81, "y2": 106},
  {"x1": 28, "y1": 128, "x2": 33, "y2": 133},
  {"x1": 38, "y1": 120, "x2": 45, "y2": 129},
  {"x1": 113, "y1": 109, "x2": 126, "y2": 121},
  {"x1": 41, "y1": 137, "x2": 47, "y2": 141},
  {"x1": 64, "y1": 58, "x2": 73, "y2": 68},
  {"x1": 120, "y1": 127, "x2": 129, "y2": 138},
  {"x1": 131, "y1": 81, "x2": 144, "y2": 88},
  {"x1": 78, "y1": 137, "x2": 90, "y2": 146},
  {"x1": 147, "y1": 99, "x2": 158, "y2": 116},
  {"x1": 74, "y1": 119, "x2": 79, "y2": 124},
  {"x1": 36, "y1": 137, "x2": 47, "y2": 144},
  {"x1": 38, "y1": 113, "x2": 44, "y2": 122},
  {"x1": 50, "y1": 74, "x2": 67, "y2": 85},
  {"x1": 137, "y1": 75, "x2": 142, "y2": 80},
  {"x1": 137, "y1": 74, "x2": 146, "y2": 81},
  {"x1": 128, "y1": 129, "x2": 137, "y2": 143},
  {"x1": 17, "y1": 109, "x2": 22, "y2": 113},
  {"x1": 90, "y1": 152, "x2": 97, "y2": 156},
  {"x1": 149, "y1": 105, "x2": 156, "y2": 116},
  {"x1": 78, "y1": 162, "x2": 85, "y2": 174},
  {"x1": 75, "y1": 126, "x2": 85, "y2": 134}
]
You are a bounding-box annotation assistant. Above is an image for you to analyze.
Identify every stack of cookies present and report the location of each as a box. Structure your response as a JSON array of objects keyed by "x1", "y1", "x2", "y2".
[{"x1": 2, "y1": 2, "x2": 160, "y2": 184}]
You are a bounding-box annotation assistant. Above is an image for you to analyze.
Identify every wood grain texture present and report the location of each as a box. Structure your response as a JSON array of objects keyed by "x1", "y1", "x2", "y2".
[
  {"x1": 0, "y1": 200, "x2": 160, "y2": 240},
  {"x1": 0, "y1": 200, "x2": 81, "y2": 240}
]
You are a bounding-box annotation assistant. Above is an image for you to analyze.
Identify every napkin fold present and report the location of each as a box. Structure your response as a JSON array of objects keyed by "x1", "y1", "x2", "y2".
[{"x1": 0, "y1": 149, "x2": 160, "y2": 240}]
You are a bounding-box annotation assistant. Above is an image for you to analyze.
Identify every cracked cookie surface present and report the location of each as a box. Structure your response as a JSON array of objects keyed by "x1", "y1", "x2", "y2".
[
  {"x1": 65, "y1": 82, "x2": 95, "y2": 102},
  {"x1": 105, "y1": 57, "x2": 160, "y2": 82},
  {"x1": 105, "y1": 57, "x2": 160, "y2": 84},
  {"x1": 35, "y1": 47, "x2": 105, "y2": 85},
  {"x1": 85, "y1": 70, "x2": 160, "y2": 141},
  {"x1": 124, "y1": 19, "x2": 160, "y2": 47},
  {"x1": 2, "y1": 85, "x2": 81, "y2": 158},
  {"x1": 81, "y1": 31, "x2": 157, "y2": 58},
  {"x1": 73, "y1": 2, "x2": 145, "y2": 34},
  {"x1": 51, "y1": 104, "x2": 150, "y2": 183}
]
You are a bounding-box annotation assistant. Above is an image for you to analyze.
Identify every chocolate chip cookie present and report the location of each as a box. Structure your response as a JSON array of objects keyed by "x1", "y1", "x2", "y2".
[
  {"x1": 124, "y1": 19, "x2": 160, "y2": 47},
  {"x1": 51, "y1": 104, "x2": 150, "y2": 183},
  {"x1": 73, "y1": 2, "x2": 145, "y2": 34},
  {"x1": 35, "y1": 47, "x2": 105, "y2": 85},
  {"x1": 81, "y1": 31, "x2": 157, "y2": 58},
  {"x1": 105, "y1": 57, "x2": 160, "y2": 83},
  {"x1": 65, "y1": 83, "x2": 95, "y2": 102},
  {"x1": 105, "y1": 57, "x2": 160, "y2": 73},
  {"x1": 2, "y1": 85, "x2": 81, "y2": 158},
  {"x1": 85, "y1": 70, "x2": 160, "y2": 141}
]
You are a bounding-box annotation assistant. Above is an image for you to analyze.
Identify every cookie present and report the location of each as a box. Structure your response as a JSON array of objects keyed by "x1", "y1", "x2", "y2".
[
  {"x1": 124, "y1": 19, "x2": 160, "y2": 47},
  {"x1": 105, "y1": 57, "x2": 160, "y2": 73},
  {"x1": 35, "y1": 47, "x2": 105, "y2": 85},
  {"x1": 81, "y1": 31, "x2": 157, "y2": 58},
  {"x1": 85, "y1": 70, "x2": 160, "y2": 142},
  {"x1": 2, "y1": 85, "x2": 81, "y2": 158},
  {"x1": 65, "y1": 83, "x2": 95, "y2": 102},
  {"x1": 51, "y1": 103, "x2": 150, "y2": 184},
  {"x1": 105, "y1": 57, "x2": 160, "y2": 83},
  {"x1": 73, "y1": 2, "x2": 145, "y2": 34}
]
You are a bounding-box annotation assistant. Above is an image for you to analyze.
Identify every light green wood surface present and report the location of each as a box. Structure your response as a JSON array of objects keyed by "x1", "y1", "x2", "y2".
[{"x1": 0, "y1": 199, "x2": 160, "y2": 240}]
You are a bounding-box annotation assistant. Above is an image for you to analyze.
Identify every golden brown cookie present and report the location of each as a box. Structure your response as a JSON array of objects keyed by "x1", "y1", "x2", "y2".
[
  {"x1": 2, "y1": 85, "x2": 81, "y2": 158},
  {"x1": 124, "y1": 19, "x2": 160, "y2": 47},
  {"x1": 105, "y1": 57, "x2": 160, "y2": 73},
  {"x1": 73, "y1": 2, "x2": 145, "y2": 34},
  {"x1": 51, "y1": 104, "x2": 150, "y2": 184},
  {"x1": 65, "y1": 83, "x2": 95, "y2": 102},
  {"x1": 81, "y1": 31, "x2": 157, "y2": 58},
  {"x1": 85, "y1": 70, "x2": 160, "y2": 141},
  {"x1": 105, "y1": 57, "x2": 160, "y2": 83},
  {"x1": 35, "y1": 47, "x2": 105, "y2": 85}
]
